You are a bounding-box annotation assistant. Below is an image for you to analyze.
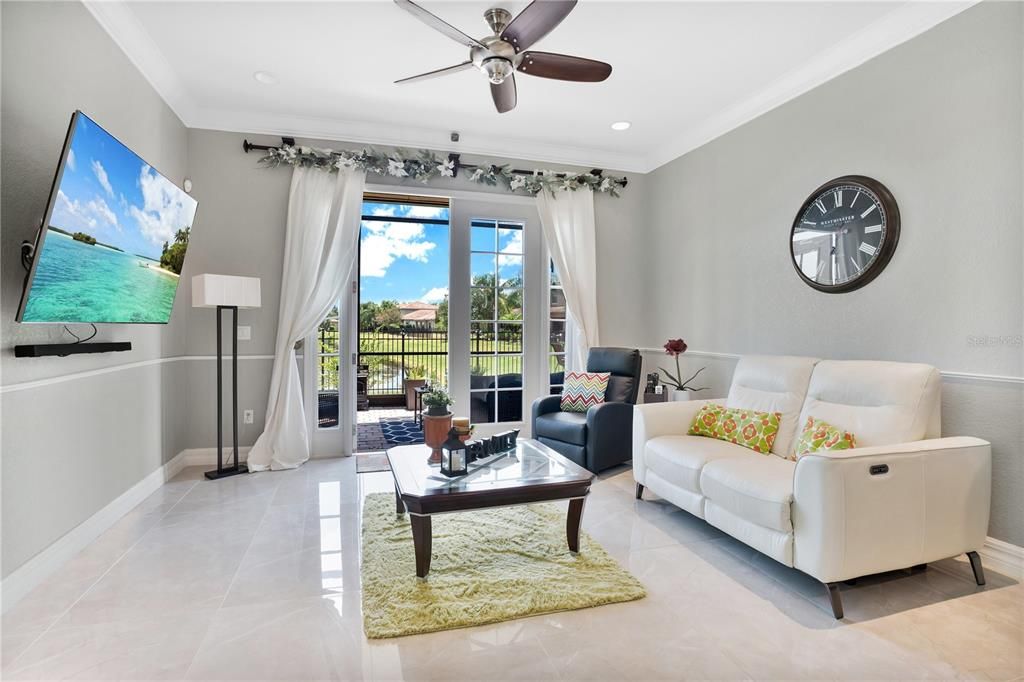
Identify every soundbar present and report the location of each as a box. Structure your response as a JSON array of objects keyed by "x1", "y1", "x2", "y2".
[{"x1": 14, "y1": 342, "x2": 132, "y2": 358}]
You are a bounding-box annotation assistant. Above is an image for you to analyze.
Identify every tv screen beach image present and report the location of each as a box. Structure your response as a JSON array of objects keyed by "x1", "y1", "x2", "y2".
[{"x1": 20, "y1": 113, "x2": 197, "y2": 323}]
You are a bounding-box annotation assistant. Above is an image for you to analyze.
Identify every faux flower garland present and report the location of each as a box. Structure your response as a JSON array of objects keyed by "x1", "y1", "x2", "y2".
[{"x1": 258, "y1": 145, "x2": 627, "y2": 197}]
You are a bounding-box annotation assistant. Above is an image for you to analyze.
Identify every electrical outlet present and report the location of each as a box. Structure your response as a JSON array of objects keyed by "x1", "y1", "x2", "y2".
[
  {"x1": 237, "y1": 326, "x2": 252, "y2": 341},
  {"x1": 243, "y1": 409, "x2": 254, "y2": 424}
]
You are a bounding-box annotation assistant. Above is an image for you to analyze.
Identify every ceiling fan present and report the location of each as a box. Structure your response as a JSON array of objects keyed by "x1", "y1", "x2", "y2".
[{"x1": 393, "y1": 0, "x2": 612, "y2": 114}]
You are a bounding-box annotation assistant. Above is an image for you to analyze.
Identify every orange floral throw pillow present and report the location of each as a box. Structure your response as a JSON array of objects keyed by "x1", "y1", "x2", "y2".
[
  {"x1": 793, "y1": 416, "x2": 857, "y2": 459},
  {"x1": 688, "y1": 404, "x2": 781, "y2": 455}
]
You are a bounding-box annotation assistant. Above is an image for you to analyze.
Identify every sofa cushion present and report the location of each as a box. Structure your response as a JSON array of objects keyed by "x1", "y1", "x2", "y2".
[
  {"x1": 645, "y1": 435, "x2": 750, "y2": 493},
  {"x1": 797, "y1": 361, "x2": 941, "y2": 448},
  {"x1": 725, "y1": 355, "x2": 819, "y2": 458},
  {"x1": 533, "y1": 411, "x2": 588, "y2": 446},
  {"x1": 700, "y1": 456, "x2": 796, "y2": 532}
]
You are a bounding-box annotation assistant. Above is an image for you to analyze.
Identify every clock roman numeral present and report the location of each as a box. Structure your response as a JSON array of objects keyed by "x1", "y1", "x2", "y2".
[
  {"x1": 850, "y1": 190, "x2": 860, "y2": 208},
  {"x1": 834, "y1": 190, "x2": 843, "y2": 208},
  {"x1": 850, "y1": 256, "x2": 861, "y2": 272},
  {"x1": 864, "y1": 224, "x2": 882, "y2": 233},
  {"x1": 814, "y1": 199, "x2": 827, "y2": 214},
  {"x1": 859, "y1": 242, "x2": 877, "y2": 256},
  {"x1": 860, "y1": 204, "x2": 878, "y2": 219}
]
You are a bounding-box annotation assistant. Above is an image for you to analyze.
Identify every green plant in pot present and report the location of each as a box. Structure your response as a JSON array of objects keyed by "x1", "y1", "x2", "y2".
[{"x1": 422, "y1": 386, "x2": 453, "y2": 416}]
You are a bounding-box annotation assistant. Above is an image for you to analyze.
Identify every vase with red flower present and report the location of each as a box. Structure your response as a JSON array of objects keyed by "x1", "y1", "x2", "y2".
[{"x1": 659, "y1": 338, "x2": 708, "y2": 401}]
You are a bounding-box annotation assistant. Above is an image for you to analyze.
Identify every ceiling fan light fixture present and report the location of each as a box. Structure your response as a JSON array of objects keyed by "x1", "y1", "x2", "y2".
[
  {"x1": 610, "y1": 121, "x2": 632, "y2": 131},
  {"x1": 481, "y1": 57, "x2": 513, "y2": 84}
]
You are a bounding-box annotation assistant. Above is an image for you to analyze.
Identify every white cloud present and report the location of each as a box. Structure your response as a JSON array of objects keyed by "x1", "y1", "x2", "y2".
[
  {"x1": 360, "y1": 220, "x2": 436, "y2": 277},
  {"x1": 52, "y1": 190, "x2": 118, "y2": 233},
  {"x1": 421, "y1": 286, "x2": 448, "y2": 303},
  {"x1": 369, "y1": 204, "x2": 447, "y2": 220},
  {"x1": 66, "y1": 149, "x2": 76, "y2": 172},
  {"x1": 129, "y1": 164, "x2": 196, "y2": 247},
  {"x1": 91, "y1": 159, "x2": 113, "y2": 197}
]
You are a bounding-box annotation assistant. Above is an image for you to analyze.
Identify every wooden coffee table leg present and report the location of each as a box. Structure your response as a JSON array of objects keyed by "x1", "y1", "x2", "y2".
[
  {"x1": 567, "y1": 497, "x2": 586, "y2": 553},
  {"x1": 410, "y1": 513, "x2": 432, "y2": 577},
  {"x1": 394, "y1": 485, "x2": 405, "y2": 515}
]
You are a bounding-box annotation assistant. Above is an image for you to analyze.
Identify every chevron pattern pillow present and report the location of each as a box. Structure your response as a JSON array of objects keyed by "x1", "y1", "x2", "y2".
[{"x1": 560, "y1": 371, "x2": 611, "y2": 413}]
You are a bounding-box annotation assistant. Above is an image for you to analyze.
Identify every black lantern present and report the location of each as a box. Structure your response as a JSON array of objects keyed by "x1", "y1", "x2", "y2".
[{"x1": 440, "y1": 428, "x2": 468, "y2": 477}]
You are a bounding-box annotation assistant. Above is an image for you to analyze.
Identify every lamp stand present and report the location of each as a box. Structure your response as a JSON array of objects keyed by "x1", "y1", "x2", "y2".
[{"x1": 206, "y1": 305, "x2": 248, "y2": 480}]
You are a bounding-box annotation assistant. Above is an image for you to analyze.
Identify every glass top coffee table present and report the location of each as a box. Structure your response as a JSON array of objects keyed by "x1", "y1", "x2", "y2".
[{"x1": 386, "y1": 438, "x2": 595, "y2": 577}]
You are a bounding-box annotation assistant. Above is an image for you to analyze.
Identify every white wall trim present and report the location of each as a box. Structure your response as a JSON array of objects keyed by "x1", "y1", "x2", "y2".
[
  {"x1": 0, "y1": 451, "x2": 189, "y2": 614},
  {"x1": 639, "y1": 348, "x2": 1024, "y2": 386},
  {"x1": 0, "y1": 355, "x2": 278, "y2": 394},
  {"x1": 980, "y1": 537, "x2": 1024, "y2": 580},
  {"x1": 365, "y1": 183, "x2": 536, "y2": 206}
]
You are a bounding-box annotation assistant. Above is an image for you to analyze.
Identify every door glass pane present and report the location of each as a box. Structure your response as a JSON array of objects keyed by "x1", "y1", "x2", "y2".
[
  {"x1": 317, "y1": 305, "x2": 340, "y2": 429},
  {"x1": 469, "y1": 217, "x2": 525, "y2": 424}
]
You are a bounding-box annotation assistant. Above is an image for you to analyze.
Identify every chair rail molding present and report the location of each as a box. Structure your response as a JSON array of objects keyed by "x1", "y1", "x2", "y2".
[{"x1": 638, "y1": 348, "x2": 1024, "y2": 386}]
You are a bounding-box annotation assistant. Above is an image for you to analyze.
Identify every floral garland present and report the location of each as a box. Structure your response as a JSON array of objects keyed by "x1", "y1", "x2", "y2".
[{"x1": 258, "y1": 145, "x2": 626, "y2": 197}]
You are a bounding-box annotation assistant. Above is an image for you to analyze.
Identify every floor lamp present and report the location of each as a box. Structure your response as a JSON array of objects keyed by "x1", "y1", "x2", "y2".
[{"x1": 192, "y1": 274, "x2": 262, "y2": 480}]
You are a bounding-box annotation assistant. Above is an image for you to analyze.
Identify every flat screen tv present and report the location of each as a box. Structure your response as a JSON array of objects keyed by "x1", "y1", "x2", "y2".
[{"x1": 16, "y1": 111, "x2": 197, "y2": 324}]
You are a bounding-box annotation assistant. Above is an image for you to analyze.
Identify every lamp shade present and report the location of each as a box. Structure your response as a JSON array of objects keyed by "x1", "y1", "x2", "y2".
[{"x1": 192, "y1": 274, "x2": 261, "y2": 309}]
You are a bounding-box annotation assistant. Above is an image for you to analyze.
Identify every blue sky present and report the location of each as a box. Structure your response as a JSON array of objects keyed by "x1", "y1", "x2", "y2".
[
  {"x1": 48, "y1": 113, "x2": 197, "y2": 260},
  {"x1": 359, "y1": 202, "x2": 450, "y2": 304},
  {"x1": 358, "y1": 202, "x2": 525, "y2": 305}
]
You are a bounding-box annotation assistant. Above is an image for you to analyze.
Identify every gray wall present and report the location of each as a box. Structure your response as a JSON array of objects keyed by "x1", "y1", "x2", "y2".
[
  {"x1": 0, "y1": 2, "x2": 190, "y2": 578},
  {"x1": 641, "y1": 2, "x2": 1024, "y2": 545},
  {"x1": 180, "y1": 128, "x2": 649, "y2": 448}
]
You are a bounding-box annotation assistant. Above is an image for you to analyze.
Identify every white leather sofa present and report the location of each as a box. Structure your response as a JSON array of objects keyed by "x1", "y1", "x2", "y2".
[{"x1": 633, "y1": 355, "x2": 991, "y2": 618}]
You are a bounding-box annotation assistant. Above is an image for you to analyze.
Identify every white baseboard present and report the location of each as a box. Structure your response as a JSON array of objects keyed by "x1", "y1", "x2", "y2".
[
  {"x1": 0, "y1": 451, "x2": 189, "y2": 614},
  {"x1": 180, "y1": 446, "x2": 252, "y2": 467},
  {"x1": 980, "y1": 536, "x2": 1024, "y2": 580}
]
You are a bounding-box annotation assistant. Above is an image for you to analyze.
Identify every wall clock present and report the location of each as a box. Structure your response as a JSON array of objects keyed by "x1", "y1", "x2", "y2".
[{"x1": 790, "y1": 175, "x2": 900, "y2": 293}]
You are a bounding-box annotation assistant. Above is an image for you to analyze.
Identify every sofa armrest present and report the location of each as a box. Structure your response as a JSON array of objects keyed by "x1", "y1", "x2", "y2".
[
  {"x1": 792, "y1": 436, "x2": 991, "y2": 583},
  {"x1": 585, "y1": 401, "x2": 634, "y2": 472},
  {"x1": 632, "y1": 399, "x2": 717, "y2": 484},
  {"x1": 530, "y1": 395, "x2": 563, "y2": 437}
]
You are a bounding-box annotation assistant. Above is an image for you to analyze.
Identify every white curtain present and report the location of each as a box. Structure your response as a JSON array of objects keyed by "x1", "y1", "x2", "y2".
[
  {"x1": 248, "y1": 165, "x2": 366, "y2": 471},
  {"x1": 536, "y1": 187, "x2": 599, "y2": 369}
]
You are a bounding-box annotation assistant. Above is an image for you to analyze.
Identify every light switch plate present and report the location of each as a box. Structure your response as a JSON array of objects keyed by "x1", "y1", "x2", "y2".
[
  {"x1": 237, "y1": 326, "x2": 252, "y2": 341},
  {"x1": 243, "y1": 409, "x2": 254, "y2": 424}
]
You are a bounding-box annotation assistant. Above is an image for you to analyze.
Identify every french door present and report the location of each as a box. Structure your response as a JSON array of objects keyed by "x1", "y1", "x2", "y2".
[{"x1": 307, "y1": 189, "x2": 548, "y2": 455}]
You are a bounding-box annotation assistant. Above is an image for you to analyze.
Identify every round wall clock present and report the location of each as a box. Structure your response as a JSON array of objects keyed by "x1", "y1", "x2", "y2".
[{"x1": 790, "y1": 175, "x2": 900, "y2": 293}]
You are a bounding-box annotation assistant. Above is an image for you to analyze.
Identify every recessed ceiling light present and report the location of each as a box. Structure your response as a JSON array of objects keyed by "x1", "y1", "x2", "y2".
[
  {"x1": 610, "y1": 121, "x2": 631, "y2": 131},
  {"x1": 253, "y1": 71, "x2": 278, "y2": 85}
]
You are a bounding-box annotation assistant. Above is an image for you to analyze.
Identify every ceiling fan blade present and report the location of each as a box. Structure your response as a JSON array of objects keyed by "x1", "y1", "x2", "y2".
[
  {"x1": 393, "y1": 0, "x2": 483, "y2": 48},
  {"x1": 490, "y1": 76, "x2": 517, "y2": 114},
  {"x1": 500, "y1": 0, "x2": 577, "y2": 53},
  {"x1": 395, "y1": 61, "x2": 474, "y2": 85},
  {"x1": 517, "y1": 51, "x2": 612, "y2": 82}
]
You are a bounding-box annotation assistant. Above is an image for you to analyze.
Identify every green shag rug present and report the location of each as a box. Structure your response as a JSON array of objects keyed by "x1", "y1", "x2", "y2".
[{"x1": 360, "y1": 492, "x2": 646, "y2": 638}]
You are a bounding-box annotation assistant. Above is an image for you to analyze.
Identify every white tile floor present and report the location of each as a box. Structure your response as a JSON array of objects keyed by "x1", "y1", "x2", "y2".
[{"x1": 2, "y1": 457, "x2": 1022, "y2": 681}]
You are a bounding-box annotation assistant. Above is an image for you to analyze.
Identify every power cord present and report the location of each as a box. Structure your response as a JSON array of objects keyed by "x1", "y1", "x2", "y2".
[{"x1": 63, "y1": 324, "x2": 98, "y2": 344}]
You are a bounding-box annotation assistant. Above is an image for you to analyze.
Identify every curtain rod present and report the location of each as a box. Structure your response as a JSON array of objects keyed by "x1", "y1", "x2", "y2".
[{"x1": 242, "y1": 138, "x2": 628, "y2": 188}]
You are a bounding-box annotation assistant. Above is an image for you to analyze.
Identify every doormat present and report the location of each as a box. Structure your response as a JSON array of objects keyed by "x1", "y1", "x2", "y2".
[
  {"x1": 379, "y1": 418, "x2": 424, "y2": 446},
  {"x1": 356, "y1": 453, "x2": 391, "y2": 474}
]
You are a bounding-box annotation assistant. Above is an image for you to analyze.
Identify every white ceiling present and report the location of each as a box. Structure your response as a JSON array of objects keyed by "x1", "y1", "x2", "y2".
[{"x1": 85, "y1": 1, "x2": 973, "y2": 173}]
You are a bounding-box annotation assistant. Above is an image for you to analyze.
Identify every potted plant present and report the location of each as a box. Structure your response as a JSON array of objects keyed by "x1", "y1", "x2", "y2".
[
  {"x1": 403, "y1": 364, "x2": 427, "y2": 411},
  {"x1": 659, "y1": 338, "x2": 708, "y2": 401},
  {"x1": 421, "y1": 386, "x2": 453, "y2": 416},
  {"x1": 421, "y1": 386, "x2": 454, "y2": 464}
]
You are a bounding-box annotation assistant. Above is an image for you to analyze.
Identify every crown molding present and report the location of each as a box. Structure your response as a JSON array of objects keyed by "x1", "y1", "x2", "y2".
[
  {"x1": 642, "y1": 0, "x2": 979, "y2": 172},
  {"x1": 82, "y1": 0, "x2": 199, "y2": 125},
  {"x1": 84, "y1": 0, "x2": 978, "y2": 175}
]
